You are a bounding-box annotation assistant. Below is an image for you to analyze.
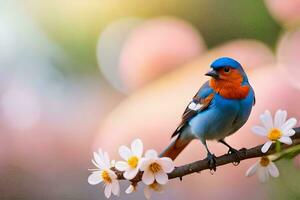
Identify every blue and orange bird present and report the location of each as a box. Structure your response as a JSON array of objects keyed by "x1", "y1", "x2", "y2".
[{"x1": 160, "y1": 57, "x2": 255, "y2": 171}]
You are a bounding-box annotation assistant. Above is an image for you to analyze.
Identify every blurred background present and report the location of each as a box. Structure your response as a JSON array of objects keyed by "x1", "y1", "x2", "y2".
[{"x1": 0, "y1": 0, "x2": 300, "y2": 199}]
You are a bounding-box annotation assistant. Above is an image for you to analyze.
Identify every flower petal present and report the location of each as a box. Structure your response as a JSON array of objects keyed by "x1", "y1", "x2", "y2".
[
  {"x1": 103, "y1": 151, "x2": 111, "y2": 168},
  {"x1": 268, "y1": 162, "x2": 279, "y2": 177},
  {"x1": 124, "y1": 168, "x2": 139, "y2": 180},
  {"x1": 125, "y1": 185, "x2": 135, "y2": 194},
  {"x1": 115, "y1": 161, "x2": 129, "y2": 171},
  {"x1": 274, "y1": 110, "x2": 286, "y2": 128},
  {"x1": 245, "y1": 162, "x2": 258, "y2": 177},
  {"x1": 260, "y1": 110, "x2": 273, "y2": 129},
  {"x1": 107, "y1": 169, "x2": 117, "y2": 179},
  {"x1": 283, "y1": 129, "x2": 295, "y2": 137},
  {"x1": 257, "y1": 167, "x2": 269, "y2": 183},
  {"x1": 119, "y1": 145, "x2": 132, "y2": 160},
  {"x1": 145, "y1": 149, "x2": 158, "y2": 159},
  {"x1": 251, "y1": 126, "x2": 268, "y2": 137},
  {"x1": 144, "y1": 187, "x2": 152, "y2": 200},
  {"x1": 88, "y1": 171, "x2": 102, "y2": 185},
  {"x1": 158, "y1": 157, "x2": 174, "y2": 173},
  {"x1": 104, "y1": 183, "x2": 112, "y2": 198},
  {"x1": 261, "y1": 141, "x2": 273, "y2": 153},
  {"x1": 142, "y1": 169, "x2": 155, "y2": 185},
  {"x1": 111, "y1": 180, "x2": 120, "y2": 196},
  {"x1": 131, "y1": 138, "x2": 143, "y2": 157},
  {"x1": 279, "y1": 136, "x2": 292, "y2": 145},
  {"x1": 110, "y1": 160, "x2": 116, "y2": 168},
  {"x1": 155, "y1": 170, "x2": 168, "y2": 185},
  {"x1": 96, "y1": 149, "x2": 110, "y2": 168},
  {"x1": 92, "y1": 159, "x2": 101, "y2": 169},
  {"x1": 93, "y1": 152, "x2": 106, "y2": 169},
  {"x1": 281, "y1": 118, "x2": 297, "y2": 132},
  {"x1": 140, "y1": 158, "x2": 151, "y2": 171}
]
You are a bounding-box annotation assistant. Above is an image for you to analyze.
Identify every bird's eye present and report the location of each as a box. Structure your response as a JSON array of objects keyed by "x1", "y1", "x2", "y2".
[{"x1": 223, "y1": 67, "x2": 230, "y2": 73}]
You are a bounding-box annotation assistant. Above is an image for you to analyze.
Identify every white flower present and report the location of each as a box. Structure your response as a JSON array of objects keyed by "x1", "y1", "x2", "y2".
[
  {"x1": 115, "y1": 138, "x2": 143, "y2": 180},
  {"x1": 125, "y1": 184, "x2": 137, "y2": 194},
  {"x1": 245, "y1": 156, "x2": 279, "y2": 183},
  {"x1": 144, "y1": 182, "x2": 164, "y2": 200},
  {"x1": 140, "y1": 149, "x2": 174, "y2": 185},
  {"x1": 88, "y1": 149, "x2": 120, "y2": 198},
  {"x1": 252, "y1": 110, "x2": 297, "y2": 153}
]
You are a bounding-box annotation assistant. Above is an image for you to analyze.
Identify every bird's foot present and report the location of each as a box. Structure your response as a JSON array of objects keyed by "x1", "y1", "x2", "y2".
[
  {"x1": 206, "y1": 152, "x2": 217, "y2": 172},
  {"x1": 227, "y1": 148, "x2": 243, "y2": 166}
]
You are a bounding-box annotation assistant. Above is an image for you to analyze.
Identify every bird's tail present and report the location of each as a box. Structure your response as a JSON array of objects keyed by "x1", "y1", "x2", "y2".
[{"x1": 159, "y1": 137, "x2": 191, "y2": 160}]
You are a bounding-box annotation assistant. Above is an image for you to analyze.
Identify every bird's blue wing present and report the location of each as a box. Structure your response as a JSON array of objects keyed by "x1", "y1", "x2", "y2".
[{"x1": 171, "y1": 81, "x2": 214, "y2": 138}]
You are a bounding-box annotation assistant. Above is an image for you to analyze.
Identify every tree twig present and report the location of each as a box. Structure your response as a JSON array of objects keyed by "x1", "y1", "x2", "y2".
[{"x1": 113, "y1": 128, "x2": 300, "y2": 182}]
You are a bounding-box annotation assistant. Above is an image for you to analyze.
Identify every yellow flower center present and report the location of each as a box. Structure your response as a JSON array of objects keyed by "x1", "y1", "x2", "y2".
[
  {"x1": 267, "y1": 128, "x2": 282, "y2": 141},
  {"x1": 149, "y1": 162, "x2": 161, "y2": 173},
  {"x1": 260, "y1": 156, "x2": 270, "y2": 167},
  {"x1": 128, "y1": 156, "x2": 139, "y2": 168},
  {"x1": 101, "y1": 170, "x2": 112, "y2": 183}
]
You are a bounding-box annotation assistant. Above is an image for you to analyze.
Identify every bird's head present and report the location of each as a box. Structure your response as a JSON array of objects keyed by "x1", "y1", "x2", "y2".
[
  {"x1": 205, "y1": 57, "x2": 248, "y2": 83},
  {"x1": 206, "y1": 57, "x2": 250, "y2": 99}
]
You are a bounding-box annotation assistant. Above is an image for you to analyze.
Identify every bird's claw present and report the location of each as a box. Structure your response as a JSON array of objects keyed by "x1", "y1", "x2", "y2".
[
  {"x1": 206, "y1": 153, "x2": 217, "y2": 172},
  {"x1": 227, "y1": 148, "x2": 242, "y2": 166}
]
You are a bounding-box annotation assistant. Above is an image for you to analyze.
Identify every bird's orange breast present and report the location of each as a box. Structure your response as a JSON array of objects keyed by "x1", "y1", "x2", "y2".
[{"x1": 209, "y1": 79, "x2": 250, "y2": 99}]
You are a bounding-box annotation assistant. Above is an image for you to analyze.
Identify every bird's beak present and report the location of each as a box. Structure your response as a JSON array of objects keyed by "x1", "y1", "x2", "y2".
[{"x1": 205, "y1": 69, "x2": 219, "y2": 79}]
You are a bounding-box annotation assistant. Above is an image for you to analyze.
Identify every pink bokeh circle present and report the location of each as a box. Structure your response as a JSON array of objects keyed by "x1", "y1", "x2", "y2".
[{"x1": 119, "y1": 17, "x2": 206, "y2": 91}]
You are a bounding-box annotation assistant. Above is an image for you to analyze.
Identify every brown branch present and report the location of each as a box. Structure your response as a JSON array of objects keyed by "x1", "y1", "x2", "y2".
[{"x1": 113, "y1": 128, "x2": 300, "y2": 182}]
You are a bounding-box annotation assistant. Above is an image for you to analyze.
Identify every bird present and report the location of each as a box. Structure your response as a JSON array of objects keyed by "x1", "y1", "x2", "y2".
[{"x1": 160, "y1": 57, "x2": 255, "y2": 171}]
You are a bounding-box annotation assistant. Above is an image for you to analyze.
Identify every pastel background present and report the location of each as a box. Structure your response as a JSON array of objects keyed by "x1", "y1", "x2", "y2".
[{"x1": 0, "y1": 0, "x2": 299, "y2": 199}]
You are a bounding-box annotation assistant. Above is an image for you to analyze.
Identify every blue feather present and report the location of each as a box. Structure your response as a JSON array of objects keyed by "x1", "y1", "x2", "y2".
[{"x1": 210, "y1": 57, "x2": 242, "y2": 69}]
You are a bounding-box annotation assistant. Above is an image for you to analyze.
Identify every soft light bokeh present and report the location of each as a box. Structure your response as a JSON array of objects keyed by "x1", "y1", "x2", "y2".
[
  {"x1": 265, "y1": 0, "x2": 300, "y2": 27},
  {"x1": 119, "y1": 17, "x2": 206, "y2": 91},
  {"x1": 1, "y1": 0, "x2": 299, "y2": 200}
]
